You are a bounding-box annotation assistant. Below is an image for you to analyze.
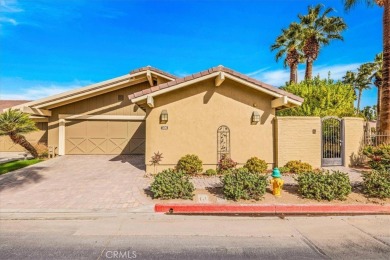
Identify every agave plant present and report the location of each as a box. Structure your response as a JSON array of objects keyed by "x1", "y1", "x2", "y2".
[{"x1": 0, "y1": 109, "x2": 38, "y2": 158}]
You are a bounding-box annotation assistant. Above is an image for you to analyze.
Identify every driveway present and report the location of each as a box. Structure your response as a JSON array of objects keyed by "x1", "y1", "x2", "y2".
[{"x1": 0, "y1": 155, "x2": 153, "y2": 211}]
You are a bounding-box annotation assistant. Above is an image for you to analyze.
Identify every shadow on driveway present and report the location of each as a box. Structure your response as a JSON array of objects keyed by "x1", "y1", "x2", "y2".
[{"x1": 0, "y1": 167, "x2": 45, "y2": 192}]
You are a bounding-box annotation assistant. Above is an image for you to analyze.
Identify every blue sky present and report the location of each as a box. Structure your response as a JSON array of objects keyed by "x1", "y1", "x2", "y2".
[{"x1": 0, "y1": 0, "x2": 383, "y2": 107}]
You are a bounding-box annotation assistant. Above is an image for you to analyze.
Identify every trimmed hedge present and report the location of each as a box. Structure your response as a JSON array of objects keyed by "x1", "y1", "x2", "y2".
[
  {"x1": 176, "y1": 154, "x2": 203, "y2": 174},
  {"x1": 362, "y1": 170, "x2": 390, "y2": 199},
  {"x1": 217, "y1": 155, "x2": 237, "y2": 174},
  {"x1": 284, "y1": 160, "x2": 313, "y2": 174},
  {"x1": 221, "y1": 168, "x2": 267, "y2": 201},
  {"x1": 204, "y1": 169, "x2": 217, "y2": 176},
  {"x1": 243, "y1": 157, "x2": 268, "y2": 174},
  {"x1": 150, "y1": 169, "x2": 195, "y2": 199},
  {"x1": 296, "y1": 170, "x2": 351, "y2": 201}
]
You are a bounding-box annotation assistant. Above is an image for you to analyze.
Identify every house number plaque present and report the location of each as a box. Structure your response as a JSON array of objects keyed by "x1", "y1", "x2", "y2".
[{"x1": 161, "y1": 126, "x2": 168, "y2": 130}]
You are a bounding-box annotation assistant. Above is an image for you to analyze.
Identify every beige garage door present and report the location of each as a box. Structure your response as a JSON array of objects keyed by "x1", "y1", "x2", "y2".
[
  {"x1": 65, "y1": 120, "x2": 145, "y2": 155},
  {"x1": 0, "y1": 122, "x2": 48, "y2": 152}
]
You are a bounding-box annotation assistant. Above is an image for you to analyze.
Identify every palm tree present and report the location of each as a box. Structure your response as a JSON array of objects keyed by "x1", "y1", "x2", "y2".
[
  {"x1": 271, "y1": 23, "x2": 303, "y2": 84},
  {"x1": 0, "y1": 109, "x2": 38, "y2": 158},
  {"x1": 369, "y1": 53, "x2": 383, "y2": 125},
  {"x1": 343, "y1": 63, "x2": 373, "y2": 112},
  {"x1": 299, "y1": 4, "x2": 347, "y2": 80},
  {"x1": 343, "y1": 0, "x2": 389, "y2": 134}
]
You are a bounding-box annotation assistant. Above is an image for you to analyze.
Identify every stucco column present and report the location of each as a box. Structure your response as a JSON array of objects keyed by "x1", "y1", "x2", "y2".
[{"x1": 58, "y1": 119, "x2": 65, "y2": 155}]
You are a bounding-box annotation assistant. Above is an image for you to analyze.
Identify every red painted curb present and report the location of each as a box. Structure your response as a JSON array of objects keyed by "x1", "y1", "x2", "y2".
[{"x1": 154, "y1": 204, "x2": 390, "y2": 214}]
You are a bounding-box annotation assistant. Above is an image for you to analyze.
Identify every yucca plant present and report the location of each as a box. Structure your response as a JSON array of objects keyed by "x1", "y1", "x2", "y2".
[{"x1": 0, "y1": 109, "x2": 38, "y2": 158}]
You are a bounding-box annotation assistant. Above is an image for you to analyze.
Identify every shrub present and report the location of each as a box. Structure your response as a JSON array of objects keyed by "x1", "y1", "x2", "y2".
[
  {"x1": 296, "y1": 170, "x2": 352, "y2": 201},
  {"x1": 243, "y1": 157, "x2": 268, "y2": 174},
  {"x1": 279, "y1": 166, "x2": 290, "y2": 174},
  {"x1": 363, "y1": 144, "x2": 390, "y2": 171},
  {"x1": 217, "y1": 154, "x2": 237, "y2": 174},
  {"x1": 150, "y1": 169, "x2": 195, "y2": 199},
  {"x1": 176, "y1": 154, "x2": 203, "y2": 174},
  {"x1": 361, "y1": 170, "x2": 390, "y2": 199},
  {"x1": 204, "y1": 169, "x2": 217, "y2": 176},
  {"x1": 221, "y1": 167, "x2": 267, "y2": 201},
  {"x1": 284, "y1": 160, "x2": 313, "y2": 174}
]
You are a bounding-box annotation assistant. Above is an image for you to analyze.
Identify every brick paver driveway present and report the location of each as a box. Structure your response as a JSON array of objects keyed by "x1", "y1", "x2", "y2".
[{"x1": 0, "y1": 155, "x2": 152, "y2": 211}]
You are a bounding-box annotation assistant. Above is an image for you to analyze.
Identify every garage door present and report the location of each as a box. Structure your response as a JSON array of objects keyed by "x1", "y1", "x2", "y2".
[
  {"x1": 65, "y1": 120, "x2": 145, "y2": 155},
  {"x1": 0, "y1": 122, "x2": 48, "y2": 152}
]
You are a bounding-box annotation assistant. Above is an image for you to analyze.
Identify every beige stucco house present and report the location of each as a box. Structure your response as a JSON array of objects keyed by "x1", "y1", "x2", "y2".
[{"x1": 1, "y1": 66, "x2": 304, "y2": 171}]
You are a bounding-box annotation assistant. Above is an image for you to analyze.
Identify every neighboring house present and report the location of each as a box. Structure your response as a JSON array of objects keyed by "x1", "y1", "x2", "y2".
[
  {"x1": 0, "y1": 100, "x2": 31, "y2": 112},
  {"x1": 1, "y1": 66, "x2": 303, "y2": 171}
]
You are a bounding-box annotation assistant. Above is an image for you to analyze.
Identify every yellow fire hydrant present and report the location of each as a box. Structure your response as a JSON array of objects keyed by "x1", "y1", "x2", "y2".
[{"x1": 270, "y1": 168, "x2": 284, "y2": 197}]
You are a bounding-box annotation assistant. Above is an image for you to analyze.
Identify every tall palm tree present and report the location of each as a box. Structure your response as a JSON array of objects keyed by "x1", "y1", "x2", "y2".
[
  {"x1": 0, "y1": 109, "x2": 38, "y2": 158},
  {"x1": 343, "y1": 0, "x2": 389, "y2": 134},
  {"x1": 343, "y1": 63, "x2": 374, "y2": 112},
  {"x1": 299, "y1": 4, "x2": 347, "y2": 80},
  {"x1": 271, "y1": 23, "x2": 303, "y2": 84},
  {"x1": 369, "y1": 53, "x2": 383, "y2": 126}
]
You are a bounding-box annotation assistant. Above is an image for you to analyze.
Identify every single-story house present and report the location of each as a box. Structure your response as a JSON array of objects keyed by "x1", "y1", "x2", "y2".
[{"x1": 1, "y1": 65, "x2": 304, "y2": 171}]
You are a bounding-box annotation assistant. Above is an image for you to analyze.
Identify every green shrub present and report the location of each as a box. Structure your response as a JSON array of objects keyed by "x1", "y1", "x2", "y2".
[
  {"x1": 217, "y1": 154, "x2": 237, "y2": 174},
  {"x1": 361, "y1": 170, "x2": 390, "y2": 199},
  {"x1": 279, "y1": 166, "x2": 290, "y2": 174},
  {"x1": 176, "y1": 154, "x2": 203, "y2": 174},
  {"x1": 296, "y1": 170, "x2": 351, "y2": 201},
  {"x1": 150, "y1": 169, "x2": 195, "y2": 199},
  {"x1": 363, "y1": 144, "x2": 390, "y2": 171},
  {"x1": 221, "y1": 168, "x2": 267, "y2": 201},
  {"x1": 243, "y1": 157, "x2": 268, "y2": 174},
  {"x1": 204, "y1": 169, "x2": 217, "y2": 176},
  {"x1": 284, "y1": 160, "x2": 313, "y2": 174}
]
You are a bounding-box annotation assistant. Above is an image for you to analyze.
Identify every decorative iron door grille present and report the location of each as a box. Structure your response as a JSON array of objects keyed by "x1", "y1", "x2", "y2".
[
  {"x1": 217, "y1": 125, "x2": 230, "y2": 161},
  {"x1": 321, "y1": 117, "x2": 344, "y2": 166}
]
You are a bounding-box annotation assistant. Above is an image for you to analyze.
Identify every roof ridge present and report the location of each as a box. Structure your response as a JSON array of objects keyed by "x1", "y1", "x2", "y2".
[{"x1": 129, "y1": 66, "x2": 178, "y2": 79}]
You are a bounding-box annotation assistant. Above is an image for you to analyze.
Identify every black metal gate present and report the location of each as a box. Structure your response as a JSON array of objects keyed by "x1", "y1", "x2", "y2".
[
  {"x1": 217, "y1": 125, "x2": 230, "y2": 161},
  {"x1": 321, "y1": 117, "x2": 344, "y2": 166}
]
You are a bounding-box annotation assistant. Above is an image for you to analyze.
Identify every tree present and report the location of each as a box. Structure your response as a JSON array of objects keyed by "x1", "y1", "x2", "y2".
[
  {"x1": 277, "y1": 77, "x2": 356, "y2": 117},
  {"x1": 370, "y1": 53, "x2": 383, "y2": 123},
  {"x1": 299, "y1": 4, "x2": 347, "y2": 80},
  {"x1": 361, "y1": 105, "x2": 377, "y2": 120},
  {"x1": 0, "y1": 109, "x2": 38, "y2": 158},
  {"x1": 343, "y1": 0, "x2": 389, "y2": 134},
  {"x1": 271, "y1": 23, "x2": 303, "y2": 84},
  {"x1": 343, "y1": 63, "x2": 374, "y2": 112}
]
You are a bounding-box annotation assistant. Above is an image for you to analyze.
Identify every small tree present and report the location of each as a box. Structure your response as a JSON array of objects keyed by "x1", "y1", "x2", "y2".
[
  {"x1": 150, "y1": 151, "x2": 163, "y2": 175},
  {"x1": 0, "y1": 109, "x2": 38, "y2": 158}
]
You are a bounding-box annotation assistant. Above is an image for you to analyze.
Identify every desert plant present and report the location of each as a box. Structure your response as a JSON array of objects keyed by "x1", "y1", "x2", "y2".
[
  {"x1": 0, "y1": 109, "x2": 38, "y2": 158},
  {"x1": 243, "y1": 157, "x2": 268, "y2": 174},
  {"x1": 363, "y1": 144, "x2": 390, "y2": 171},
  {"x1": 278, "y1": 166, "x2": 290, "y2": 174},
  {"x1": 150, "y1": 169, "x2": 195, "y2": 200},
  {"x1": 176, "y1": 154, "x2": 203, "y2": 174},
  {"x1": 217, "y1": 154, "x2": 237, "y2": 174},
  {"x1": 284, "y1": 160, "x2": 313, "y2": 174},
  {"x1": 296, "y1": 170, "x2": 352, "y2": 201},
  {"x1": 221, "y1": 167, "x2": 267, "y2": 201},
  {"x1": 204, "y1": 169, "x2": 217, "y2": 176},
  {"x1": 361, "y1": 170, "x2": 390, "y2": 199}
]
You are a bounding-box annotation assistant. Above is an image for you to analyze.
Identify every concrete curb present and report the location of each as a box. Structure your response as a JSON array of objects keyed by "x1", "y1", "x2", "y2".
[{"x1": 155, "y1": 204, "x2": 390, "y2": 214}]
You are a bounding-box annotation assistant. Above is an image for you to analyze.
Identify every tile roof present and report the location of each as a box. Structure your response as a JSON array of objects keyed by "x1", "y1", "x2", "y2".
[
  {"x1": 129, "y1": 66, "x2": 178, "y2": 79},
  {"x1": 129, "y1": 66, "x2": 304, "y2": 103},
  {"x1": 0, "y1": 100, "x2": 31, "y2": 112}
]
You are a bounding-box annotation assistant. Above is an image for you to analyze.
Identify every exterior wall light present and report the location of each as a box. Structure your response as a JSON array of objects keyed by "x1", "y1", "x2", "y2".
[
  {"x1": 252, "y1": 111, "x2": 260, "y2": 124},
  {"x1": 160, "y1": 110, "x2": 168, "y2": 123}
]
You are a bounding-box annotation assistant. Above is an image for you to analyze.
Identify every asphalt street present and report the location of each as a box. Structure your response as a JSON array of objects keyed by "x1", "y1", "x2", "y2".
[{"x1": 0, "y1": 212, "x2": 389, "y2": 259}]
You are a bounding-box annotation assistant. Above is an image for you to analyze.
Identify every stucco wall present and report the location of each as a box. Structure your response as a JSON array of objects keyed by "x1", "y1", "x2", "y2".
[
  {"x1": 47, "y1": 82, "x2": 149, "y2": 152},
  {"x1": 343, "y1": 117, "x2": 365, "y2": 167},
  {"x1": 275, "y1": 117, "x2": 321, "y2": 168},
  {"x1": 144, "y1": 78, "x2": 276, "y2": 173}
]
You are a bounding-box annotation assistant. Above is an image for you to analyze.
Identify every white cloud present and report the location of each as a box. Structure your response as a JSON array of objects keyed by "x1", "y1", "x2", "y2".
[
  {"x1": 0, "y1": 77, "x2": 93, "y2": 100},
  {"x1": 247, "y1": 63, "x2": 363, "y2": 87}
]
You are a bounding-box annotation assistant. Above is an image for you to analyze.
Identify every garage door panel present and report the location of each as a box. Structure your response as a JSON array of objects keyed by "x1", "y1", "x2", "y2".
[{"x1": 65, "y1": 120, "x2": 145, "y2": 155}]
